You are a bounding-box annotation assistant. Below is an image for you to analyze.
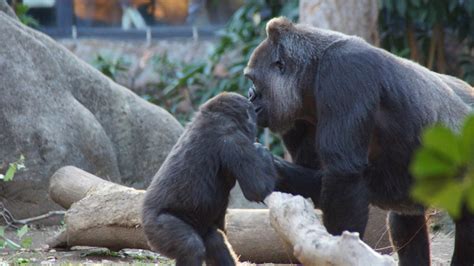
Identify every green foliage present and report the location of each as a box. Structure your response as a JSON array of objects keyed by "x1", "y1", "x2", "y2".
[
  {"x1": 17, "y1": 225, "x2": 32, "y2": 249},
  {"x1": 410, "y1": 115, "x2": 474, "y2": 218},
  {"x1": 14, "y1": 3, "x2": 39, "y2": 28},
  {"x1": 16, "y1": 258, "x2": 30, "y2": 265},
  {"x1": 93, "y1": 54, "x2": 129, "y2": 81},
  {"x1": 149, "y1": 0, "x2": 298, "y2": 107},
  {"x1": 0, "y1": 156, "x2": 31, "y2": 250},
  {"x1": 0, "y1": 155, "x2": 25, "y2": 182},
  {"x1": 146, "y1": 0, "x2": 298, "y2": 155},
  {"x1": 378, "y1": 0, "x2": 474, "y2": 84},
  {"x1": 0, "y1": 225, "x2": 32, "y2": 250},
  {"x1": 379, "y1": 0, "x2": 473, "y2": 44}
]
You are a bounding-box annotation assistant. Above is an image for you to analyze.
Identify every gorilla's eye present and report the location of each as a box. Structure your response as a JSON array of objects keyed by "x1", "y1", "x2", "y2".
[{"x1": 273, "y1": 60, "x2": 285, "y2": 74}]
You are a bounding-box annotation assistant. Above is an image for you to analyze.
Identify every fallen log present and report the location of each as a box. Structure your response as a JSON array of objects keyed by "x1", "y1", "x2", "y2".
[
  {"x1": 265, "y1": 192, "x2": 395, "y2": 265},
  {"x1": 48, "y1": 166, "x2": 391, "y2": 263}
]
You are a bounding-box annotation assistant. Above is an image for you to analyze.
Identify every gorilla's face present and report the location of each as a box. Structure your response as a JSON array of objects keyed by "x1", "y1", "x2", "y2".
[{"x1": 244, "y1": 40, "x2": 304, "y2": 134}]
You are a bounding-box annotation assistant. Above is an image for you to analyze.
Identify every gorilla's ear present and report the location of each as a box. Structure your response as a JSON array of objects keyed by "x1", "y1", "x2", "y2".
[{"x1": 266, "y1": 17, "x2": 294, "y2": 43}]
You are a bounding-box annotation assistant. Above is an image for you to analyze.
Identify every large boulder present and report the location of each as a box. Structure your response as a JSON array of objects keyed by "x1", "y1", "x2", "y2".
[{"x1": 0, "y1": 3, "x2": 183, "y2": 220}]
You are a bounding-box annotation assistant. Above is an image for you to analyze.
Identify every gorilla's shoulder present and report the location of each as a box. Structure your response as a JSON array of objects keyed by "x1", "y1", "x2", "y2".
[
  {"x1": 323, "y1": 37, "x2": 381, "y2": 57},
  {"x1": 319, "y1": 37, "x2": 386, "y2": 67}
]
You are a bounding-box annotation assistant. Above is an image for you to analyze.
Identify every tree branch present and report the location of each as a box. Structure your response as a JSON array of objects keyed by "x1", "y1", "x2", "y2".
[
  {"x1": 264, "y1": 192, "x2": 396, "y2": 266},
  {"x1": 0, "y1": 202, "x2": 65, "y2": 227}
]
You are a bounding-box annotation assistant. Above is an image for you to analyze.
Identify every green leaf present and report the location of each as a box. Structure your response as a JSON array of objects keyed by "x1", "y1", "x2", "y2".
[
  {"x1": 20, "y1": 237, "x2": 32, "y2": 249},
  {"x1": 460, "y1": 115, "x2": 474, "y2": 163},
  {"x1": 411, "y1": 174, "x2": 450, "y2": 199},
  {"x1": 15, "y1": 4, "x2": 29, "y2": 15},
  {"x1": 4, "y1": 164, "x2": 16, "y2": 181},
  {"x1": 16, "y1": 258, "x2": 30, "y2": 264},
  {"x1": 0, "y1": 226, "x2": 4, "y2": 237},
  {"x1": 422, "y1": 125, "x2": 462, "y2": 166},
  {"x1": 17, "y1": 225, "x2": 28, "y2": 239},
  {"x1": 465, "y1": 179, "x2": 474, "y2": 213},
  {"x1": 410, "y1": 149, "x2": 458, "y2": 178},
  {"x1": 432, "y1": 181, "x2": 464, "y2": 218}
]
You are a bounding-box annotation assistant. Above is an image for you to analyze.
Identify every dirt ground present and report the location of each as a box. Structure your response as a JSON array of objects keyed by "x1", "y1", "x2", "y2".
[
  {"x1": 0, "y1": 225, "x2": 454, "y2": 265},
  {"x1": 1, "y1": 226, "x2": 173, "y2": 265}
]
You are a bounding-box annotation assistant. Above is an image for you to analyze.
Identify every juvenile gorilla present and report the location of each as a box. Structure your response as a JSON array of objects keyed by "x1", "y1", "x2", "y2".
[
  {"x1": 245, "y1": 17, "x2": 474, "y2": 266},
  {"x1": 142, "y1": 92, "x2": 276, "y2": 266}
]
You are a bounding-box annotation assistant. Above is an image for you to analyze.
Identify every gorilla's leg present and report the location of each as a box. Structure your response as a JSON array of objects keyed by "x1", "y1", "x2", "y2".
[
  {"x1": 144, "y1": 213, "x2": 205, "y2": 266},
  {"x1": 320, "y1": 176, "x2": 369, "y2": 237},
  {"x1": 388, "y1": 212, "x2": 430, "y2": 266},
  {"x1": 451, "y1": 209, "x2": 474, "y2": 266},
  {"x1": 204, "y1": 227, "x2": 237, "y2": 266}
]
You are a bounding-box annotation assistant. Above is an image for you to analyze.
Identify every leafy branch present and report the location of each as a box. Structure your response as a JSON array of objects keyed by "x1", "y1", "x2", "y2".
[{"x1": 410, "y1": 115, "x2": 474, "y2": 218}]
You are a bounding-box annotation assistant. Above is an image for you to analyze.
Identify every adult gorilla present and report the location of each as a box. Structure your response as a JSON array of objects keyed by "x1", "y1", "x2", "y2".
[{"x1": 245, "y1": 17, "x2": 474, "y2": 266}]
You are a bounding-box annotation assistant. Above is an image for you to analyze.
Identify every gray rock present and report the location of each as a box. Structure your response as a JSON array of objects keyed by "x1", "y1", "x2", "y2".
[
  {"x1": 0, "y1": 5, "x2": 183, "y2": 220},
  {"x1": 0, "y1": 0, "x2": 16, "y2": 19}
]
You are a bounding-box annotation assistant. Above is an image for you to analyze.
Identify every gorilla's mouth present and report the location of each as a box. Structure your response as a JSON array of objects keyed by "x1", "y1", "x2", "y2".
[{"x1": 248, "y1": 85, "x2": 263, "y2": 114}]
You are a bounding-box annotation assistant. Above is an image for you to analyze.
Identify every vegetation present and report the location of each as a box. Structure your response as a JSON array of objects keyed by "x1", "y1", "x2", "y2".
[
  {"x1": 92, "y1": 54, "x2": 130, "y2": 82},
  {"x1": 411, "y1": 115, "x2": 474, "y2": 218},
  {"x1": 146, "y1": 0, "x2": 299, "y2": 109},
  {"x1": 12, "y1": 2, "x2": 39, "y2": 27},
  {"x1": 0, "y1": 155, "x2": 24, "y2": 182},
  {"x1": 0, "y1": 156, "x2": 32, "y2": 250},
  {"x1": 144, "y1": 0, "x2": 298, "y2": 155},
  {"x1": 379, "y1": 0, "x2": 474, "y2": 83}
]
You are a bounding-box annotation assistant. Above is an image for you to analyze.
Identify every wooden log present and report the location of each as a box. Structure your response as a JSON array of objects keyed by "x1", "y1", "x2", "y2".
[
  {"x1": 48, "y1": 166, "x2": 391, "y2": 263},
  {"x1": 226, "y1": 210, "x2": 296, "y2": 263},
  {"x1": 265, "y1": 192, "x2": 396, "y2": 266},
  {"x1": 49, "y1": 166, "x2": 132, "y2": 209}
]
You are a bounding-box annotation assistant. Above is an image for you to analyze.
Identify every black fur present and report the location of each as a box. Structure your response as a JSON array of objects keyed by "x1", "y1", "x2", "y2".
[
  {"x1": 142, "y1": 92, "x2": 276, "y2": 266},
  {"x1": 245, "y1": 17, "x2": 474, "y2": 266}
]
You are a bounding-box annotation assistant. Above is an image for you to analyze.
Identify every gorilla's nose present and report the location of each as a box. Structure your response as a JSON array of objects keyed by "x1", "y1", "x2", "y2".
[{"x1": 248, "y1": 86, "x2": 257, "y2": 101}]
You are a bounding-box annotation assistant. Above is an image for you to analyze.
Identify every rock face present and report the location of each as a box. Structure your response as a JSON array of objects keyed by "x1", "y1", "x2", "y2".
[{"x1": 0, "y1": 3, "x2": 183, "y2": 220}]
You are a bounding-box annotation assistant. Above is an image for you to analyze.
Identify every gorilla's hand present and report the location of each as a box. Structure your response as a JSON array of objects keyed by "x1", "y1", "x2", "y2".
[
  {"x1": 253, "y1": 142, "x2": 274, "y2": 164},
  {"x1": 257, "y1": 145, "x2": 323, "y2": 206}
]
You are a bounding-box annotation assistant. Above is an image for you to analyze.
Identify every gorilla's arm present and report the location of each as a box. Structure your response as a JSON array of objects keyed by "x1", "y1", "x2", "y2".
[
  {"x1": 272, "y1": 120, "x2": 323, "y2": 205},
  {"x1": 221, "y1": 139, "x2": 277, "y2": 203},
  {"x1": 315, "y1": 45, "x2": 379, "y2": 236},
  {"x1": 272, "y1": 156, "x2": 323, "y2": 207}
]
